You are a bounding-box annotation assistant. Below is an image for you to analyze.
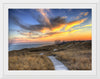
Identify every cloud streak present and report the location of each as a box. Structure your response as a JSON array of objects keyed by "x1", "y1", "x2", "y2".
[
  {"x1": 75, "y1": 12, "x2": 89, "y2": 20},
  {"x1": 36, "y1": 9, "x2": 51, "y2": 26},
  {"x1": 11, "y1": 13, "x2": 67, "y2": 33},
  {"x1": 10, "y1": 9, "x2": 88, "y2": 39},
  {"x1": 84, "y1": 12, "x2": 89, "y2": 16},
  {"x1": 82, "y1": 24, "x2": 92, "y2": 27},
  {"x1": 65, "y1": 18, "x2": 87, "y2": 31}
]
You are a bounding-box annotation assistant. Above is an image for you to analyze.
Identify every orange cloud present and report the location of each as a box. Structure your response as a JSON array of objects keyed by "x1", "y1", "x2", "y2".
[
  {"x1": 82, "y1": 24, "x2": 92, "y2": 27},
  {"x1": 68, "y1": 29, "x2": 82, "y2": 33},
  {"x1": 11, "y1": 23, "x2": 91, "y2": 44},
  {"x1": 80, "y1": 12, "x2": 84, "y2": 16},
  {"x1": 40, "y1": 24, "x2": 66, "y2": 33},
  {"x1": 76, "y1": 16, "x2": 80, "y2": 19},
  {"x1": 65, "y1": 18, "x2": 87, "y2": 31},
  {"x1": 84, "y1": 12, "x2": 89, "y2": 16},
  {"x1": 40, "y1": 27, "x2": 50, "y2": 33},
  {"x1": 75, "y1": 12, "x2": 89, "y2": 20},
  {"x1": 75, "y1": 12, "x2": 84, "y2": 20},
  {"x1": 52, "y1": 24, "x2": 66, "y2": 32},
  {"x1": 38, "y1": 30, "x2": 91, "y2": 42},
  {"x1": 10, "y1": 29, "x2": 91, "y2": 44}
]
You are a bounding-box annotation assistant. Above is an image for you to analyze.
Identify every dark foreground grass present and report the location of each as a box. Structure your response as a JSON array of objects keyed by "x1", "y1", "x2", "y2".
[{"x1": 9, "y1": 54, "x2": 54, "y2": 70}]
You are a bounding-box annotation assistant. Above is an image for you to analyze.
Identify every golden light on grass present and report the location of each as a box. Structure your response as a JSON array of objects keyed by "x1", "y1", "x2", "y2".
[
  {"x1": 9, "y1": 54, "x2": 54, "y2": 70},
  {"x1": 9, "y1": 40, "x2": 91, "y2": 70}
]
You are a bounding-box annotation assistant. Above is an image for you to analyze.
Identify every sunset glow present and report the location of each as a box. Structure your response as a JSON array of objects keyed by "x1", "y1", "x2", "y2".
[{"x1": 9, "y1": 9, "x2": 92, "y2": 44}]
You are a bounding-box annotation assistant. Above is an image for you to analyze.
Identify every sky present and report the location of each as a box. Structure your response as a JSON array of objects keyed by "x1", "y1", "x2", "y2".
[{"x1": 9, "y1": 9, "x2": 92, "y2": 44}]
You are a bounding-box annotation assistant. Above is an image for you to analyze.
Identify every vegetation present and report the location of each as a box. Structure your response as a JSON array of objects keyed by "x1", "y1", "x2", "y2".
[
  {"x1": 9, "y1": 40, "x2": 91, "y2": 70},
  {"x1": 53, "y1": 49, "x2": 91, "y2": 70},
  {"x1": 52, "y1": 40, "x2": 91, "y2": 70},
  {"x1": 9, "y1": 54, "x2": 54, "y2": 70}
]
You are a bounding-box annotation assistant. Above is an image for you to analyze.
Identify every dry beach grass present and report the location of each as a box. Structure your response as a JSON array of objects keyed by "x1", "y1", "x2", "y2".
[
  {"x1": 52, "y1": 41, "x2": 92, "y2": 70},
  {"x1": 9, "y1": 54, "x2": 54, "y2": 70},
  {"x1": 53, "y1": 49, "x2": 91, "y2": 70},
  {"x1": 9, "y1": 40, "x2": 91, "y2": 70}
]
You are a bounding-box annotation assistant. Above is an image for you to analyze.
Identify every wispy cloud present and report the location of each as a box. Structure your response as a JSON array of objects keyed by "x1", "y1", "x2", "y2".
[
  {"x1": 11, "y1": 13, "x2": 67, "y2": 33},
  {"x1": 36, "y1": 9, "x2": 51, "y2": 26},
  {"x1": 82, "y1": 24, "x2": 92, "y2": 27},
  {"x1": 11, "y1": 14, "x2": 87, "y2": 37},
  {"x1": 17, "y1": 30, "x2": 40, "y2": 38},
  {"x1": 65, "y1": 18, "x2": 87, "y2": 31},
  {"x1": 75, "y1": 16, "x2": 80, "y2": 19},
  {"x1": 11, "y1": 9, "x2": 89, "y2": 35},
  {"x1": 75, "y1": 12, "x2": 89, "y2": 20},
  {"x1": 80, "y1": 12, "x2": 89, "y2": 16},
  {"x1": 80, "y1": 12, "x2": 84, "y2": 16},
  {"x1": 68, "y1": 29, "x2": 82, "y2": 33},
  {"x1": 19, "y1": 32, "x2": 32, "y2": 37},
  {"x1": 84, "y1": 12, "x2": 89, "y2": 16}
]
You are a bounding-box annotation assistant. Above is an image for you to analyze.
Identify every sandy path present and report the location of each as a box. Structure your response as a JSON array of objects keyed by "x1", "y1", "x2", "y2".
[{"x1": 48, "y1": 56, "x2": 68, "y2": 70}]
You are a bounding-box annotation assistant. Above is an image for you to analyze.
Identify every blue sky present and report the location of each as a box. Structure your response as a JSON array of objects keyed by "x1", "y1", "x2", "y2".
[{"x1": 9, "y1": 9, "x2": 92, "y2": 44}]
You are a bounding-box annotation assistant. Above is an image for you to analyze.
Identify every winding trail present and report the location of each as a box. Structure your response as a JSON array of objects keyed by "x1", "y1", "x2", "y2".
[{"x1": 48, "y1": 56, "x2": 68, "y2": 70}]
